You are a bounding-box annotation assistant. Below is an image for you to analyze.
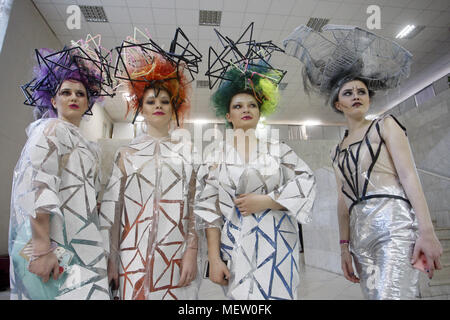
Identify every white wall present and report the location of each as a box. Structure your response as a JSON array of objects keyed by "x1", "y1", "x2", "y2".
[
  {"x1": 285, "y1": 140, "x2": 344, "y2": 274},
  {"x1": 79, "y1": 103, "x2": 113, "y2": 142},
  {"x1": 394, "y1": 89, "x2": 450, "y2": 228},
  {"x1": 112, "y1": 122, "x2": 134, "y2": 139},
  {"x1": 0, "y1": 0, "x2": 62, "y2": 255}
]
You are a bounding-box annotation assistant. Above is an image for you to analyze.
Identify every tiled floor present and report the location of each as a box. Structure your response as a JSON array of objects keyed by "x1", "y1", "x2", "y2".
[
  {"x1": 0, "y1": 290, "x2": 8, "y2": 300},
  {"x1": 0, "y1": 254, "x2": 364, "y2": 300}
]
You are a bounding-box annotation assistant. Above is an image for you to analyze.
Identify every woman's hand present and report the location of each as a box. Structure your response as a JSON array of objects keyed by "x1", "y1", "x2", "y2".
[
  {"x1": 411, "y1": 231, "x2": 443, "y2": 279},
  {"x1": 28, "y1": 252, "x2": 60, "y2": 283},
  {"x1": 234, "y1": 194, "x2": 282, "y2": 216},
  {"x1": 208, "y1": 257, "x2": 230, "y2": 286},
  {"x1": 341, "y1": 247, "x2": 359, "y2": 283},
  {"x1": 178, "y1": 248, "x2": 198, "y2": 287}
]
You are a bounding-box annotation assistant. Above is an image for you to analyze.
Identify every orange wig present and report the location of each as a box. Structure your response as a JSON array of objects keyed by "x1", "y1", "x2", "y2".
[{"x1": 120, "y1": 45, "x2": 191, "y2": 126}]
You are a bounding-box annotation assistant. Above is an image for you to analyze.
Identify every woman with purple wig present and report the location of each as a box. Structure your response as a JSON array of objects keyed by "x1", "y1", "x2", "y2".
[{"x1": 8, "y1": 41, "x2": 114, "y2": 300}]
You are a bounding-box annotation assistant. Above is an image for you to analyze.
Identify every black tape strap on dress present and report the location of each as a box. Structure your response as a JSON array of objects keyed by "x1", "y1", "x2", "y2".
[
  {"x1": 345, "y1": 151, "x2": 357, "y2": 196},
  {"x1": 389, "y1": 114, "x2": 407, "y2": 136},
  {"x1": 333, "y1": 146, "x2": 356, "y2": 203},
  {"x1": 349, "y1": 148, "x2": 359, "y2": 199},
  {"x1": 337, "y1": 155, "x2": 357, "y2": 202},
  {"x1": 338, "y1": 154, "x2": 358, "y2": 199},
  {"x1": 362, "y1": 136, "x2": 383, "y2": 197},
  {"x1": 375, "y1": 121, "x2": 385, "y2": 145},
  {"x1": 332, "y1": 145, "x2": 339, "y2": 162},
  {"x1": 341, "y1": 187, "x2": 356, "y2": 204},
  {"x1": 349, "y1": 194, "x2": 411, "y2": 213},
  {"x1": 349, "y1": 148, "x2": 357, "y2": 165},
  {"x1": 356, "y1": 118, "x2": 376, "y2": 164}
]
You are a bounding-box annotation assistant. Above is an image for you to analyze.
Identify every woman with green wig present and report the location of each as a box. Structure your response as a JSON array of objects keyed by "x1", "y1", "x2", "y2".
[{"x1": 194, "y1": 27, "x2": 317, "y2": 300}]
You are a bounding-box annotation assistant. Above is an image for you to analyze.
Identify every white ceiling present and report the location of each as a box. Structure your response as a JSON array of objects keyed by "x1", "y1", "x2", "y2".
[{"x1": 32, "y1": 0, "x2": 450, "y2": 125}]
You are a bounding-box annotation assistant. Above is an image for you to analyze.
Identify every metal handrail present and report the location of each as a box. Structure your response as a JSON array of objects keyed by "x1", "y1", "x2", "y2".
[{"x1": 417, "y1": 168, "x2": 450, "y2": 182}]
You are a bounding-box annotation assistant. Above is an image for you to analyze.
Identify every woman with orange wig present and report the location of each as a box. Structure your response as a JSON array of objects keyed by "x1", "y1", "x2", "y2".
[{"x1": 99, "y1": 29, "x2": 202, "y2": 300}]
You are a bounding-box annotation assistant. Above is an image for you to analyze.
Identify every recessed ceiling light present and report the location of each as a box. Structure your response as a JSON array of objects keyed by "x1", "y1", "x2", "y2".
[
  {"x1": 402, "y1": 25, "x2": 425, "y2": 39},
  {"x1": 303, "y1": 120, "x2": 321, "y2": 126},
  {"x1": 396, "y1": 25, "x2": 416, "y2": 39},
  {"x1": 193, "y1": 119, "x2": 211, "y2": 124}
]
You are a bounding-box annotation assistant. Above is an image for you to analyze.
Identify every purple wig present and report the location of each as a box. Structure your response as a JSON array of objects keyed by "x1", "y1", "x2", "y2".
[{"x1": 22, "y1": 45, "x2": 108, "y2": 119}]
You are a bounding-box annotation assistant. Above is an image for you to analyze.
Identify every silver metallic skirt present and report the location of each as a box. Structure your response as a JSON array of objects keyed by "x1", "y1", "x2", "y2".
[{"x1": 349, "y1": 194, "x2": 420, "y2": 300}]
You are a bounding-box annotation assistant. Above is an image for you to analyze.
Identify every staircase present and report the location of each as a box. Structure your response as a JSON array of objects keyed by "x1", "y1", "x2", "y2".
[{"x1": 418, "y1": 225, "x2": 450, "y2": 299}]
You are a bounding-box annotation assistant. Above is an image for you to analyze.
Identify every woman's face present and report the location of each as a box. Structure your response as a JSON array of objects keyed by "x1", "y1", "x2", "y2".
[
  {"x1": 226, "y1": 93, "x2": 260, "y2": 131},
  {"x1": 51, "y1": 80, "x2": 89, "y2": 126},
  {"x1": 141, "y1": 87, "x2": 173, "y2": 129},
  {"x1": 334, "y1": 80, "x2": 370, "y2": 117}
]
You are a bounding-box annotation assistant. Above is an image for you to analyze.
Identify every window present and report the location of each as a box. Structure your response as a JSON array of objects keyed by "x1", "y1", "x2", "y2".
[{"x1": 414, "y1": 85, "x2": 435, "y2": 106}]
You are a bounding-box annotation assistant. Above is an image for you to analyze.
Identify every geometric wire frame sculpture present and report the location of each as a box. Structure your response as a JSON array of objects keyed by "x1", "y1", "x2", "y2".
[
  {"x1": 206, "y1": 22, "x2": 287, "y2": 90},
  {"x1": 114, "y1": 28, "x2": 203, "y2": 124},
  {"x1": 21, "y1": 39, "x2": 116, "y2": 116},
  {"x1": 282, "y1": 24, "x2": 413, "y2": 100}
]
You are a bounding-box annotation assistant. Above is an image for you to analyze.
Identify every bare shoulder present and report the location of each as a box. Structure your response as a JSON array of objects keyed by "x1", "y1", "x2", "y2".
[{"x1": 380, "y1": 115, "x2": 407, "y2": 140}]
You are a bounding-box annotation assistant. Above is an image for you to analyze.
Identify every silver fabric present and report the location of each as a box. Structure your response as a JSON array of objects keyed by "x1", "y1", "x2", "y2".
[
  {"x1": 332, "y1": 115, "x2": 419, "y2": 299},
  {"x1": 9, "y1": 118, "x2": 109, "y2": 300},
  {"x1": 350, "y1": 195, "x2": 419, "y2": 299},
  {"x1": 195, "y1": 139, "x2": 316, "y2": 300}
]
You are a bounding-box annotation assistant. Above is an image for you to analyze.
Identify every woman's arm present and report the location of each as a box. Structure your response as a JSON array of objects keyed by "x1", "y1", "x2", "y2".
[
  {"x1": 26, "y1": 120, "x2": 64, "y2": 282},
  {"x1": 236, "y1": 145, "x2": 316, "y2": 222},
  {"x1": 383, "y1": 117, "x2": 442, "y2": 277},
  {"x1": 28, "y1": 212, "x2": 60, "y2": 282},
  {"x1": 234, "y1": 193, "x2": 284, "y2": 216}
]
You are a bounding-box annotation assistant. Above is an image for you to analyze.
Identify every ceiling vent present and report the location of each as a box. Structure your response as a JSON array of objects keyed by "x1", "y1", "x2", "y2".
[
  {"x1": 306, "y1": 17, "x2": 330, "y2": 32},
  {"x1": 196, "y1": 80, "x2": 209, "y2": 88},
  {"x1": 79, "y1": 5, "x2": 108, "y2": 23},
  {"x1": 199, "y1": 10, "x2": 222, "y2": 26}
]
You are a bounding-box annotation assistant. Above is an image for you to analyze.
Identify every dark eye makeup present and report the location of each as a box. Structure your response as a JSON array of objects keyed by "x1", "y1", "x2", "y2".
[{"x1": 342, "y1": 88, "x2": 367, "y2": 96}]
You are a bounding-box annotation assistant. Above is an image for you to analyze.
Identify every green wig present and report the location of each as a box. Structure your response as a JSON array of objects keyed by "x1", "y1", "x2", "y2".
[{"x1": 211, "y1": 62, "x2": 283, "y2": 127}]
